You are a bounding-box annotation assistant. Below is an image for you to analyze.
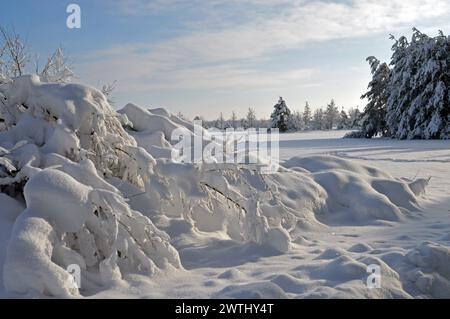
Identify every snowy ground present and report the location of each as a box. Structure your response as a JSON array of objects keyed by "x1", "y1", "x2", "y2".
[
  {"x1": 0, "y1": 76, "x2": 448, "y2": 299},
  {"x1": 88, "y1": 131, "x2": 450, "y2": 299}
]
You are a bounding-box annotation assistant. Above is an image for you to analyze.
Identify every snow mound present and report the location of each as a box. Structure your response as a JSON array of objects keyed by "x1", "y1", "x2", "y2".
[
  {"x1": 4, "y1": 169, "x2": 181, "y2": 297},
  {"x1": 118, "y1": 103, "x2": 184, "y2": 141},
  {"x1": 4, "y1": 216, "x2": 79, "y2": 298},
  {"x1": 284, "y1": 155, "x2": 390, "y2": 178},
  {"x1": 0, "y1": 194, "x2": 24, "y2": 292},
  {"x1": 252, "y1": 253, "x2": 411, "y2": 299},
  {"x1": 407, "y1": 242, "x2": 450, "y2": 298},
  {"x1": 213, "y1": 282, "x2": 288, "y2": 299},
  {"x1": 284, "y1": 156, "x2": 425, "y2": 225}
]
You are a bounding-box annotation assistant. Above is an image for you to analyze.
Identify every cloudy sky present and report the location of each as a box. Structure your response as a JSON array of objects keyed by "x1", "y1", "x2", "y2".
[{"x1": 2, "y1": 0, "x2": 450, "y2": 119}]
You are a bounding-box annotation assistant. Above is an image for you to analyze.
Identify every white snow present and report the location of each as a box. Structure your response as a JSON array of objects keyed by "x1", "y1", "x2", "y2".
[{"x1": 0, "y1": 76, "x2": 449, "y2": 299}]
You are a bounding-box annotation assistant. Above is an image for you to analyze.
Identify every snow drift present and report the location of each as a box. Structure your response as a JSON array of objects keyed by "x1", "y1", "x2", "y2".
[{"x1": 0, "y1": 75, "x2": 440, "y2": 298}]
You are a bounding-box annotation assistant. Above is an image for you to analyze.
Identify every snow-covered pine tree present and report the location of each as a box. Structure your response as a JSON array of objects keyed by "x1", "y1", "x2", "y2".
[
  {"x1": 348, "y1": 107, "x2": 362, "y2": 129},
  {"x1": 324, "y1": 99, "x2": 339, "y2": 130},
  {"x1": 246, "y1": 107, "x2": 257, "y2": 128},
  {"x1": 386, "y1": 29, "x2": 450, "y2": 139},
  {"x1": 303, "y1": 102, "x2": 312, "y2": 130},
  {"x1": 360, "y1": 56, "x2": 390, "y2": 138},
  {"x1": 386, "y1": 32, "x2": 419, "y2": 139},
  {"x1": 337, "y1": 108, "x2": 349, "y2": 130},
  {"x1": 292, "y1": 111, "x2": 303, "y2": 131},
  {"x1": 270, "y1": 97, "x2": 292, "y2": 132},
  {"x1": 217, "y1": 112, "x2": 225, "y2": 130},
  {"x1": 410, "y1": 30, "x2": 450, "y2": 139},
  {"x1": 230, "y1": 111, "x2": 238, "y2": 129},
  {"x1": 312, "y1": 108, "x2": 324, "y2": 130},
  {"x1": 240, "y1": 118, "x2": 248, "y2": 129}
]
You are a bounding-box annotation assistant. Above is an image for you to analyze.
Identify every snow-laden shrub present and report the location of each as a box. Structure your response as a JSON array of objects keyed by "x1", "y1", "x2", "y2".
[
  {"x1": 0, "y1": 75, "x2": 181, "y2": 297},
  {"x1": 0, "y1": 75, "x2": 151, "y2": 185},
  {"x1": 120, "y1": 104, "x2": 429, "y2": 239},
  {"x1": 4, "y1": 169, "x2": 181, "y2": 297}
]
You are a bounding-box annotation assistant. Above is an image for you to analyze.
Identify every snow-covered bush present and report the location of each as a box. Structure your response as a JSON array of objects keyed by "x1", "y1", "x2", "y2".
[
  {"x1": 323, "y1": 99, "x2": 340, "y2": 130},
  {"x1": 0, "y1": 75, "x2": 181, "y2": 297},
  {"x1": 0, "y1": 75, "x2": 150, "y2": 185},
  {"x1": 4, "y1": 169, "x2": 181, "y2": 297}
]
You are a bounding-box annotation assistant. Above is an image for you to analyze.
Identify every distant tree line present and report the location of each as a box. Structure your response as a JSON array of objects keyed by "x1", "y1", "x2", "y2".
[
  {"x1": 192, "y1": 98, "x2": 362, "y2": 133},
  {"x1": 270, "y1": 97, "x2": 361, "y2": 132},
  {"x1": 349, "y1": 28, "x2": 450, "y2": 140}
]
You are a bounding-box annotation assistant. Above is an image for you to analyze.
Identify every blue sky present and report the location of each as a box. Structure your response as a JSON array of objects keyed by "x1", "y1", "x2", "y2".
[{"x1": 2, "y1": 0, "x2": 450, "y2": 119}]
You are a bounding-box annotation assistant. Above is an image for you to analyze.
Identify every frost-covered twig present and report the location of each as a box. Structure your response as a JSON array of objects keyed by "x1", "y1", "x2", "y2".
[{"x1": 200, "y1": 182, "x2": 248, "y2": 215}]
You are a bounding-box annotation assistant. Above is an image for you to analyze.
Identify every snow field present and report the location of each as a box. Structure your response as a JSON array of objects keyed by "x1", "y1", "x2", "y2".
[{"x1": 0, "y1": 76, "x2": 449, "y2": 298}]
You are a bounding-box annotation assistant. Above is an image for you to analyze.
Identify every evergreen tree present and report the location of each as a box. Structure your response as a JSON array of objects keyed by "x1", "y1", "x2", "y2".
[
  {"x1": 270, "y1": 97, "x2": 292, "y2": 132},
  {"x1": 246, "y1": 107, "x2": 257, "y2": 128},
  {"x1": 348, "y1": 107, "x2": 362, "y2": 129},
  {"x1": 303, "y1": 102, "x2": 312, "y2": 130},
  {"x1": 337, "y1": 108, "x2": 349, "y2": 130},
  {"x1": 230, "y1": 111, "x2": 238, "y2": 129},
  {"x1": 240, "y1": 118, "x2": 248, "y2": 129},
  {"x1": 324, "y1": 99, "x2": 339, "y2": 130},
  {"x1": 312, "y1": 108, "x2": 324, "y2": 130},
  {"x1": 291, "y1": 111, "x2": 303, "y2": 131},
  {"x1": 360, "y1": 56, "x2": 390, "y2": 138},
  {"x1": 217, "y1": 112, "x2": 225, "y2": 130},
  {"x1": 386, "y1": 29, "x2": 450, "y2": 139}
]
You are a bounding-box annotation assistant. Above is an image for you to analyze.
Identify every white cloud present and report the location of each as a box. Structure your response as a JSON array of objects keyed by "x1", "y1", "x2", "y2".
[
  {"x1": 79, "y1": 0, "x2": 450, "y2": 111},
  {"x1": 107, "y1": 0, "x2": 293, "y2": 16}
]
